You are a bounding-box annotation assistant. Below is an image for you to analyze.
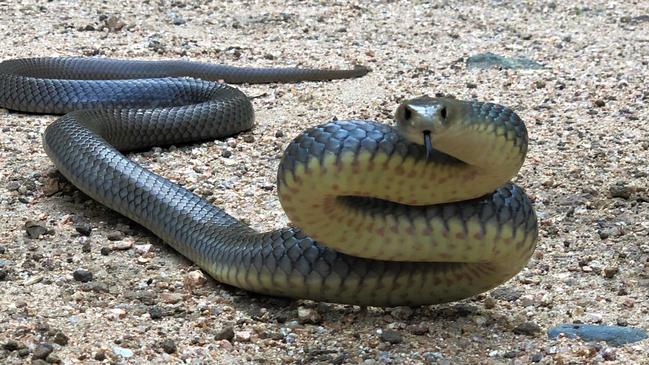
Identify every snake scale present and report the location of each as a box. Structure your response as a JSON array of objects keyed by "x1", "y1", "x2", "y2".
[{"x1": 0, "y1": 57, "x2": 537, "y2": 306}]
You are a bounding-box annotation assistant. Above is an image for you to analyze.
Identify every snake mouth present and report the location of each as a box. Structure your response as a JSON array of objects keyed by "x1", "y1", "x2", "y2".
[{"x1": 423, "y1": 130, "x2": 433, "y2": 160}]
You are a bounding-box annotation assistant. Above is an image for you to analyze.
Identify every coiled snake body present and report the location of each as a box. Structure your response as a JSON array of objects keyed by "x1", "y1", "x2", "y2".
[{"x1": 0, "y1": 57, "x2": 537, "y2": 306}]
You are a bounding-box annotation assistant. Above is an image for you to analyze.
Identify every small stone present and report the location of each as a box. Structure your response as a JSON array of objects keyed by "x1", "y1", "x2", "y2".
[
  {"x1": 25, "y1": 221, "x2": 52, "y2": 239},
  {"x1": 100, "y1": 247, "x2": 111, "y2": 256},
  {"x1": 513, "y1": 321, "x2": 542, "y2": 336},
  {"x1": 214, "y1": 326, "x2": 235, "y2": 341},
  {"x1": 534, "y1": 80, "x2": 546, "y2": 88},
  {"x1": 407, "y1": 323, "x2": 428, "y2": 335},
  {"x1": 32, "y1": 360, "x2": 48, "y2": 365},
  {"x1": 160, "y1": 292, "x2": 183, "y2": 304},
  {"x1": 242, "y1": 135, "x2": 255, "y2": 143},
  {"x1": 603, "y1": 266, "x2": 619, "y2": 278},
  {"x1": 601, "y1": 347, "x2": 616, "y2": 361},
  {"x1": 75, "y1": 223, "x2": 92, "y2": 236},
  {"x1": 106, "y1": 230, "x2": 124, "y2": 241},
  {"x1": 530, "y1": 353, "x2": 543, "y2": 362},
  {"x1": 390, "y1": 306, "x2": 413, "y2": 320},
  {"x1": 466, "y1": 82, "x2": 477, "y2": 88},
  {"x1": 3, "y1": 340, "x2": 21, "y2": 351},
  {"x1": 149, "y1": 306, "x2": 164, "y2": 320},
  {"x1": 594, "y1": 99, "x2": 606, "y2": 107},
  {"x1": 73, "y1": 269, "x2": 93, "y2": 282},
  {"x1": 184, "y1": 270, "x2": 207, "y2": 289},
  {"x1": 32, "y1": 343, "x2": 54, "y2": 360},
  {"x1": 134, "y1": 244, "x2": 151, "y2": 255},
  {"x1": 379, "y1": 329, "x2": 403, "y2": 344},
  {"x1": 609, "y1": 182, "x2": 631, "y2": 199},
  {"x1": 0, "y1": 245, "x2": 5, "y2": 254},
  {"x1": 275, "y1": 130, "x2": 284, "y2": 138},
  {"x1": 221, "y1": 149, "x2": 232, "y2": 158},
  {"x1": 81, "y1": 240, "x2": 91, "y2": 253},
  {"x1": 297, "y1": 306, "x2": 322, "y2": 324},
  {"x1": 94, "y1": 350, "x2": 107, "y2": 361},
  {"x1": 109, "y1": 308, "x2": 127, "y2": 320},
  {"x1": 52, "y1": 331, "x2": 69, "y2": 346},
  {"x1": 234, "y1": 330, "x2": 251, "y2": 342},
  {"x1": 490, "y1": 287, "x2": 523, "y2": 302},
  {"x1": 17, "y1": 348, "x2": 30, "y2": 357},
  {"x1": 46, "y1": 353, "x2": 62, "y2": 363},
  {"x1": 112, "y1": 346, "x2": 133, "y2": 358},
  {"x1": 160, "y1": 339, "x2": 177, "y2": 354}
]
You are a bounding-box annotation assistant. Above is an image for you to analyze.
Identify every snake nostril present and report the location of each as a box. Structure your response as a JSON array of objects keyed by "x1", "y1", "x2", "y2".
[
  {"x1": 440, "y1": 107, "x2": 447, "y2": 120},
  {"x1": 403, "y1": 106, "x2": 412, "y2": 120}
]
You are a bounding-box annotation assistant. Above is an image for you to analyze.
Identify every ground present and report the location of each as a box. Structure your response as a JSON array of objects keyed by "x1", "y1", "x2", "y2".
[{"x1": 1, "y1": 1, "x2": 648, "y2": 364}]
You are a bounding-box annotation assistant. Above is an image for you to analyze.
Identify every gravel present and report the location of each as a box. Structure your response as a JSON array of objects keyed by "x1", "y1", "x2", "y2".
[{"x1": 1, "y1": 1, "x2": 648, "y2": 364}]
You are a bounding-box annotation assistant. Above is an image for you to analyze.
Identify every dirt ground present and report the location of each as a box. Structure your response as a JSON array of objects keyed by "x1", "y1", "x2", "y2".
[{"x1": 1, "y1": 1, "x2": 648, "y2": 364}]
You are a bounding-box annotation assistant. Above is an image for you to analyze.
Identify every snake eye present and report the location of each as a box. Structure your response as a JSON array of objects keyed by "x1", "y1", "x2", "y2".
[{"x1": 439, "y1": 106, "x2": 447, "y2": 120}]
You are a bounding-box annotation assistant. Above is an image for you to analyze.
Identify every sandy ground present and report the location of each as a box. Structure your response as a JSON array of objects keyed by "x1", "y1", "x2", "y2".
[{"x1": 1, "y1": 1, "x2": 648, "y2": 364}]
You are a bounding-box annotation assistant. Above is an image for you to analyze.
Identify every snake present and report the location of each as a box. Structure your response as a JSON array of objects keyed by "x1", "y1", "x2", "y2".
[{"x1": 0, "y1": 57, "x2": 537, "y2": 306}]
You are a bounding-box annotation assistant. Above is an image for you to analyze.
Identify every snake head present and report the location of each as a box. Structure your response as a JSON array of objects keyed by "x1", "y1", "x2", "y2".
[{"x1": 395, "y1": 96, "x2": 464, "y2": 159}]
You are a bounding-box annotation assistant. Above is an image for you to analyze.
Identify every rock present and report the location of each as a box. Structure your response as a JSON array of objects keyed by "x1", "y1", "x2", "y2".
[
  {"x1": 94, "y1": 350, "x2": 107, "y2": 361},
  {"x1": 601, "y1": 347, "x2": 616, "y2": 361},
  {"x1": 407, "y1": 323, "x2": 429, "y2": 335},
  {"x1": 466, "y1": 52, "x2": 544, "y2": 70},
  {"x1": 547, "y1": 324, "x2": 648, "y2": 346},
  {"x1": 149, "y1": 306, "x2": 165, "y2": 320},
  {"x1": 234, "y1": 330, "x2": 251, "y2": 342},
  {"x1": 160, "y1": 292, "x2": 183, "y2": 304},
  {"x1": 530, "y1": 353, "x2": 543, "y2": 362},
  {"x1": 513, "y1": 322, "x2": 542, "y2": 336},
  {"x1": 110, "y1": 239, "x2": 133, "y2": 250},
  {"x1": 17, "y1": 348, "x2": 30, "y2": 357},
  {"x1": 52, "y1": 331, "x2": 69, "y2": 346},
  {"x1": 32, "y1": 360, "x2": 48, "y2": 365},
  {"x1": 609, "y1": 182, "x2": 631, "y2": 199},
  {"x1": 32, "y1": 343, "x2": 53, "y2": 360},
  {"x1": 297, "y1": 306, "x2": 322, "y2": 324},
  {"x1": 214, "y1": 326, "x2": 235, "y2": 341},
  {"x1": 490, "y1": 287, "x2": 523, "y2": 302},
  {"x1": 379, "y1": 329, "x2": 403, "y2": 344},
  {"x1": 75, "y1": 223, "x2": 92, "y2": 236},
  {"x1": 184, "y1": 270, "x2": 207, "y2": 289},
  {"x1": 221, "y1": 149, "x2": 232, "y2": 158},
  {"x1": 243, "y1": 135, "x2": 255, "y2": 143},
  {"x1": 112, "y1": 346, "x2": 133, "y2": 358},
  {"x1": 100, "y1": 247, "x2": 112, "y2": 256},
  {"x1": 275, "y1": 130, "x2": 284, "y2": 138},
  {"x1": 46, "y1": 353, "x2": 62, "y2": 363},
  {"x1": 25, "y1": 221, "x2": 53, "y2": 239},
  {"x1": 106, "y1": 230, "x2": 124, "y2": 241},
  {"x1": 593, "y1": 99, "x2": 606, "y2": 107},
  {"x1": 3, "y1": 340, "x2": 21, "y2": 351},
  {"x1": 160, "y1": 339, "x2": 177, "y2": 353},
  {"x1": 0, "y1": 245, "x2": 5, "y2": 254},
  {"x1": 390, "y1": 306, "x2": 413, "y2": 320},
  {"x1": 73, "y1": 269, "x2": 93, "y2": 282},
  {"x1": 134, "y1": 244, "x2": 151, "y2": 255}
]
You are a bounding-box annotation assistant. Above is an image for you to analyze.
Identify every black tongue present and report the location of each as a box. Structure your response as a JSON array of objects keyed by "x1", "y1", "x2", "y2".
[{"x1": 423, "y1": 131, "x2": 433, "y2": 160}]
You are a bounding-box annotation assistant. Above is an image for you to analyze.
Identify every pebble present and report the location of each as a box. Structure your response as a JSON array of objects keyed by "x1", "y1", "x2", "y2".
[
  {"x1": 100, "y1": 247, "x2": 112, "y2": 256},
  {"x1": 52, "y1": 331, "x2": 69, "y2": 346},
  {"x1": 160, "y1": 339, "x2": 177, "y2": 354},
  {"x1": 75, "y1": 223, "x2": 92, "y2": 236},
  {"x1": 513, "y1": 322, "x2": 542, "y2": 336},
  {"x1": 184, "y1": 270, "x2": 207, "y2": 289},
  {"x1": 297, "y1": 306, "x2": 322, "y2": 324},
  {"x1": 390, "y1": 306, "x2": 413, "y2": 320},
  {"x1": 106, "y1": 230, "x2": 124, "y2": 241},
  {"x1": 160, "y1": 292, "x2": 183, "y2": 304},
  {"x1": 149, "y1": 306, "x2": 165, "y2": 320},
  {"x1": 221, "y1": 149, "x2": 232, "y2": 158},
  {"x1": 94, "y1": 350, "x2": 107, "y2": 361},
  {"x1": 609, "y1": 182, "x2": 631, "y2": 199},
  {"x1": 112, "y1": 345, "x2": 134, "y2": 358},
  {"x1": 547, "y1": 324, "x2": 648, "y2": 346},
  {"x1": 0, "y1": 245, "x2": 5, "y2": 254},
  {"x1": 275, "y1": 130, "x2": 284, "y2": 137},
  {"x1": 234, "y1": 330, "x2": 252, "y2": 342},
  {"x1": 73, "y1": 269, "x2": 93, "y2": 282},
  {"x1": 490, "y1": 287, "x2": 523, "y2": 302},
  {"x1": 214, "y1": 326, "x2": 235, "y2": 341},
  {"x1": 24, "y1": 221, "x2": 52, "y2": 239},
  {"x1": 32, "y1": 343, "x2": 53, "y2": 360},
  {"x1": 134, "y1": 244, "x2": 151, "y2": 255},
  {"x1": 379, "y1": 329, "x2": 403, "y2": 344}
]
